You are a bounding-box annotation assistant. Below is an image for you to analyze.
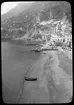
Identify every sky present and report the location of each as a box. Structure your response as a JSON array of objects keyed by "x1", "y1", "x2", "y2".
[{"x1": 1, "y1": 2, "x2": 34, "y2": 15}]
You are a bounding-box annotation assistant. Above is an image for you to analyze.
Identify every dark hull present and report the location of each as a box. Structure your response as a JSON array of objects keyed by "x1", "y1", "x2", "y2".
[{"x1": 31, "y1": 48, "x2": 58, "y2": 52}]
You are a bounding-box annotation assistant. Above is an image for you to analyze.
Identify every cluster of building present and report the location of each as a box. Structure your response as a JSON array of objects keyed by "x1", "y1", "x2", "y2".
[
  {"x1": 3, "y1": 11, "x2": 71, "y2": 48},
  {"x1": 34, "y1": 14, "x2": 72, "y2": 48}
]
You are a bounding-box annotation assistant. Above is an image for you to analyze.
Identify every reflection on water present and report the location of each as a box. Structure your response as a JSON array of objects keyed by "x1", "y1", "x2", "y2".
[{"x1": 2, "y1": 41, "x2": 41, "y2": 103}]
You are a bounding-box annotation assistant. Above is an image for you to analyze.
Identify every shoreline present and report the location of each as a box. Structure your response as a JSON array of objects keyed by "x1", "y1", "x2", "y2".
[{"x1": 17, "y1": 50, "x2": 72, "y2": 103}]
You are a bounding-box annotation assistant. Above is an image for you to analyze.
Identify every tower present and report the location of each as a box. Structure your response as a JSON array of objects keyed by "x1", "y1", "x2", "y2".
[
  {"x1": 36, "y1": 12, "x2": 40, "y2": 23},
  {"x1": 49, "y1": 8, "x2": 53, "y2": 20},
  {"x1": 62, "y1": 12, "x2": 67, "y2": 22}
]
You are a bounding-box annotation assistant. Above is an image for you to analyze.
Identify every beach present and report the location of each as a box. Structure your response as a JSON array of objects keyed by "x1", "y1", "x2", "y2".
[{"x1": 18, "y1": 49, "x2": 72, "y2": 103}]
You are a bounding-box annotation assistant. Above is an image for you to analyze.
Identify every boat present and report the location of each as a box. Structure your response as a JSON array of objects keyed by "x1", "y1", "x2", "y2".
[
  {"x1": 40, "y1": 46, "x2": 58, "y2": 51},
  {"x1": 25, "y1": 77, "x2": 37, "y2": 81},
  {"x1": 31, "y1": 48, "x2": 42, "y2": 52},
  {"x1": 31, "y1": 45, "x2": 58, "y2": 52}
]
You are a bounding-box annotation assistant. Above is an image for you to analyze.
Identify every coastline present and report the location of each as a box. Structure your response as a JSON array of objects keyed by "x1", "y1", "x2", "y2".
[{"x1": 17, "y1": 49, "x2": 72, "y2": 103}]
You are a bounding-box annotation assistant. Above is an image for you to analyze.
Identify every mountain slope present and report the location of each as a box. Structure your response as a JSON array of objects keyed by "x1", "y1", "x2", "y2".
[
  {"x1": 1, "y1": 1, "x2": 71, "y2": 41},
  {"x1": 1, "y1": 1, "x2": 70, "y2": 22},
  {"x1": 1, "y1": 2, "x2": 34, "y2": 21}
]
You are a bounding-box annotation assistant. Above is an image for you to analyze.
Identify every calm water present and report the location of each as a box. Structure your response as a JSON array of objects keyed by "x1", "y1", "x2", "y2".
[{"x1": 1, "y1": 41, "x2": 41, "y2": 103}]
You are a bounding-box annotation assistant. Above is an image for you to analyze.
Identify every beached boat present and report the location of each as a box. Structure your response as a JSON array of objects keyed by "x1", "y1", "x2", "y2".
[
  {"x1": 31, "y1": 46, "x2": 58, "y2": 52},
  {"x1": 31, "y1": 48, "x2": 42, "y2": 52},
  {"x1": 25, "y1": 77, "x2": 37, "y2": 81}
]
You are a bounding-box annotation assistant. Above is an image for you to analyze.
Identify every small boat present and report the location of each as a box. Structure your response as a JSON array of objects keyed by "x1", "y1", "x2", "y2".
[
  {"x1": 31, "y1": 48, "x2": 42, "y2": 52},
  {"x1": 31, "y1": 46, "x2": 58, "y2": 52},
  {"x1": 25, "y1": 77, "x2": 37, "y2": 81},
  {"x1": 40, "y1": 47, "x2": 58, "y2": 51}
]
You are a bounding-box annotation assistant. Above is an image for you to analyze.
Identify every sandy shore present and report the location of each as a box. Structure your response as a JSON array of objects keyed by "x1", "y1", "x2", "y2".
[
  {"x1": 17, "y1": 50, "x2": 72, "y2": 103},
  {"x1": 58, "y1": 47, "x2": 72, "y2": 60}
]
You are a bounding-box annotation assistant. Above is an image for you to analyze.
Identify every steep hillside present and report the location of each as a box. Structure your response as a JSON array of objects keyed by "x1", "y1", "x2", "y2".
[
  {"x1": 2, "y1": 1, "x2": 70, "y2": 22},
  {"x1": 1, "y1": 1, "x2": 71, "y2": 41},
  {"x1": 1, "y1": 2, "x2": 34, "y2": 21}
]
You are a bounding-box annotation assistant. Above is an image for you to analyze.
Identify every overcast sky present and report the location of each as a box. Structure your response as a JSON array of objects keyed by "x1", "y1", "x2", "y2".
[{"x1": 1, "y1": 2, "x2": 34, "y2": 15}]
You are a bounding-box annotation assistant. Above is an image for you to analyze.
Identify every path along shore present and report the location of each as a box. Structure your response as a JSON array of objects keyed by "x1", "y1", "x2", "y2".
[{"x1": 17, "y1": 48, "x2": 72, "y2": 103}]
